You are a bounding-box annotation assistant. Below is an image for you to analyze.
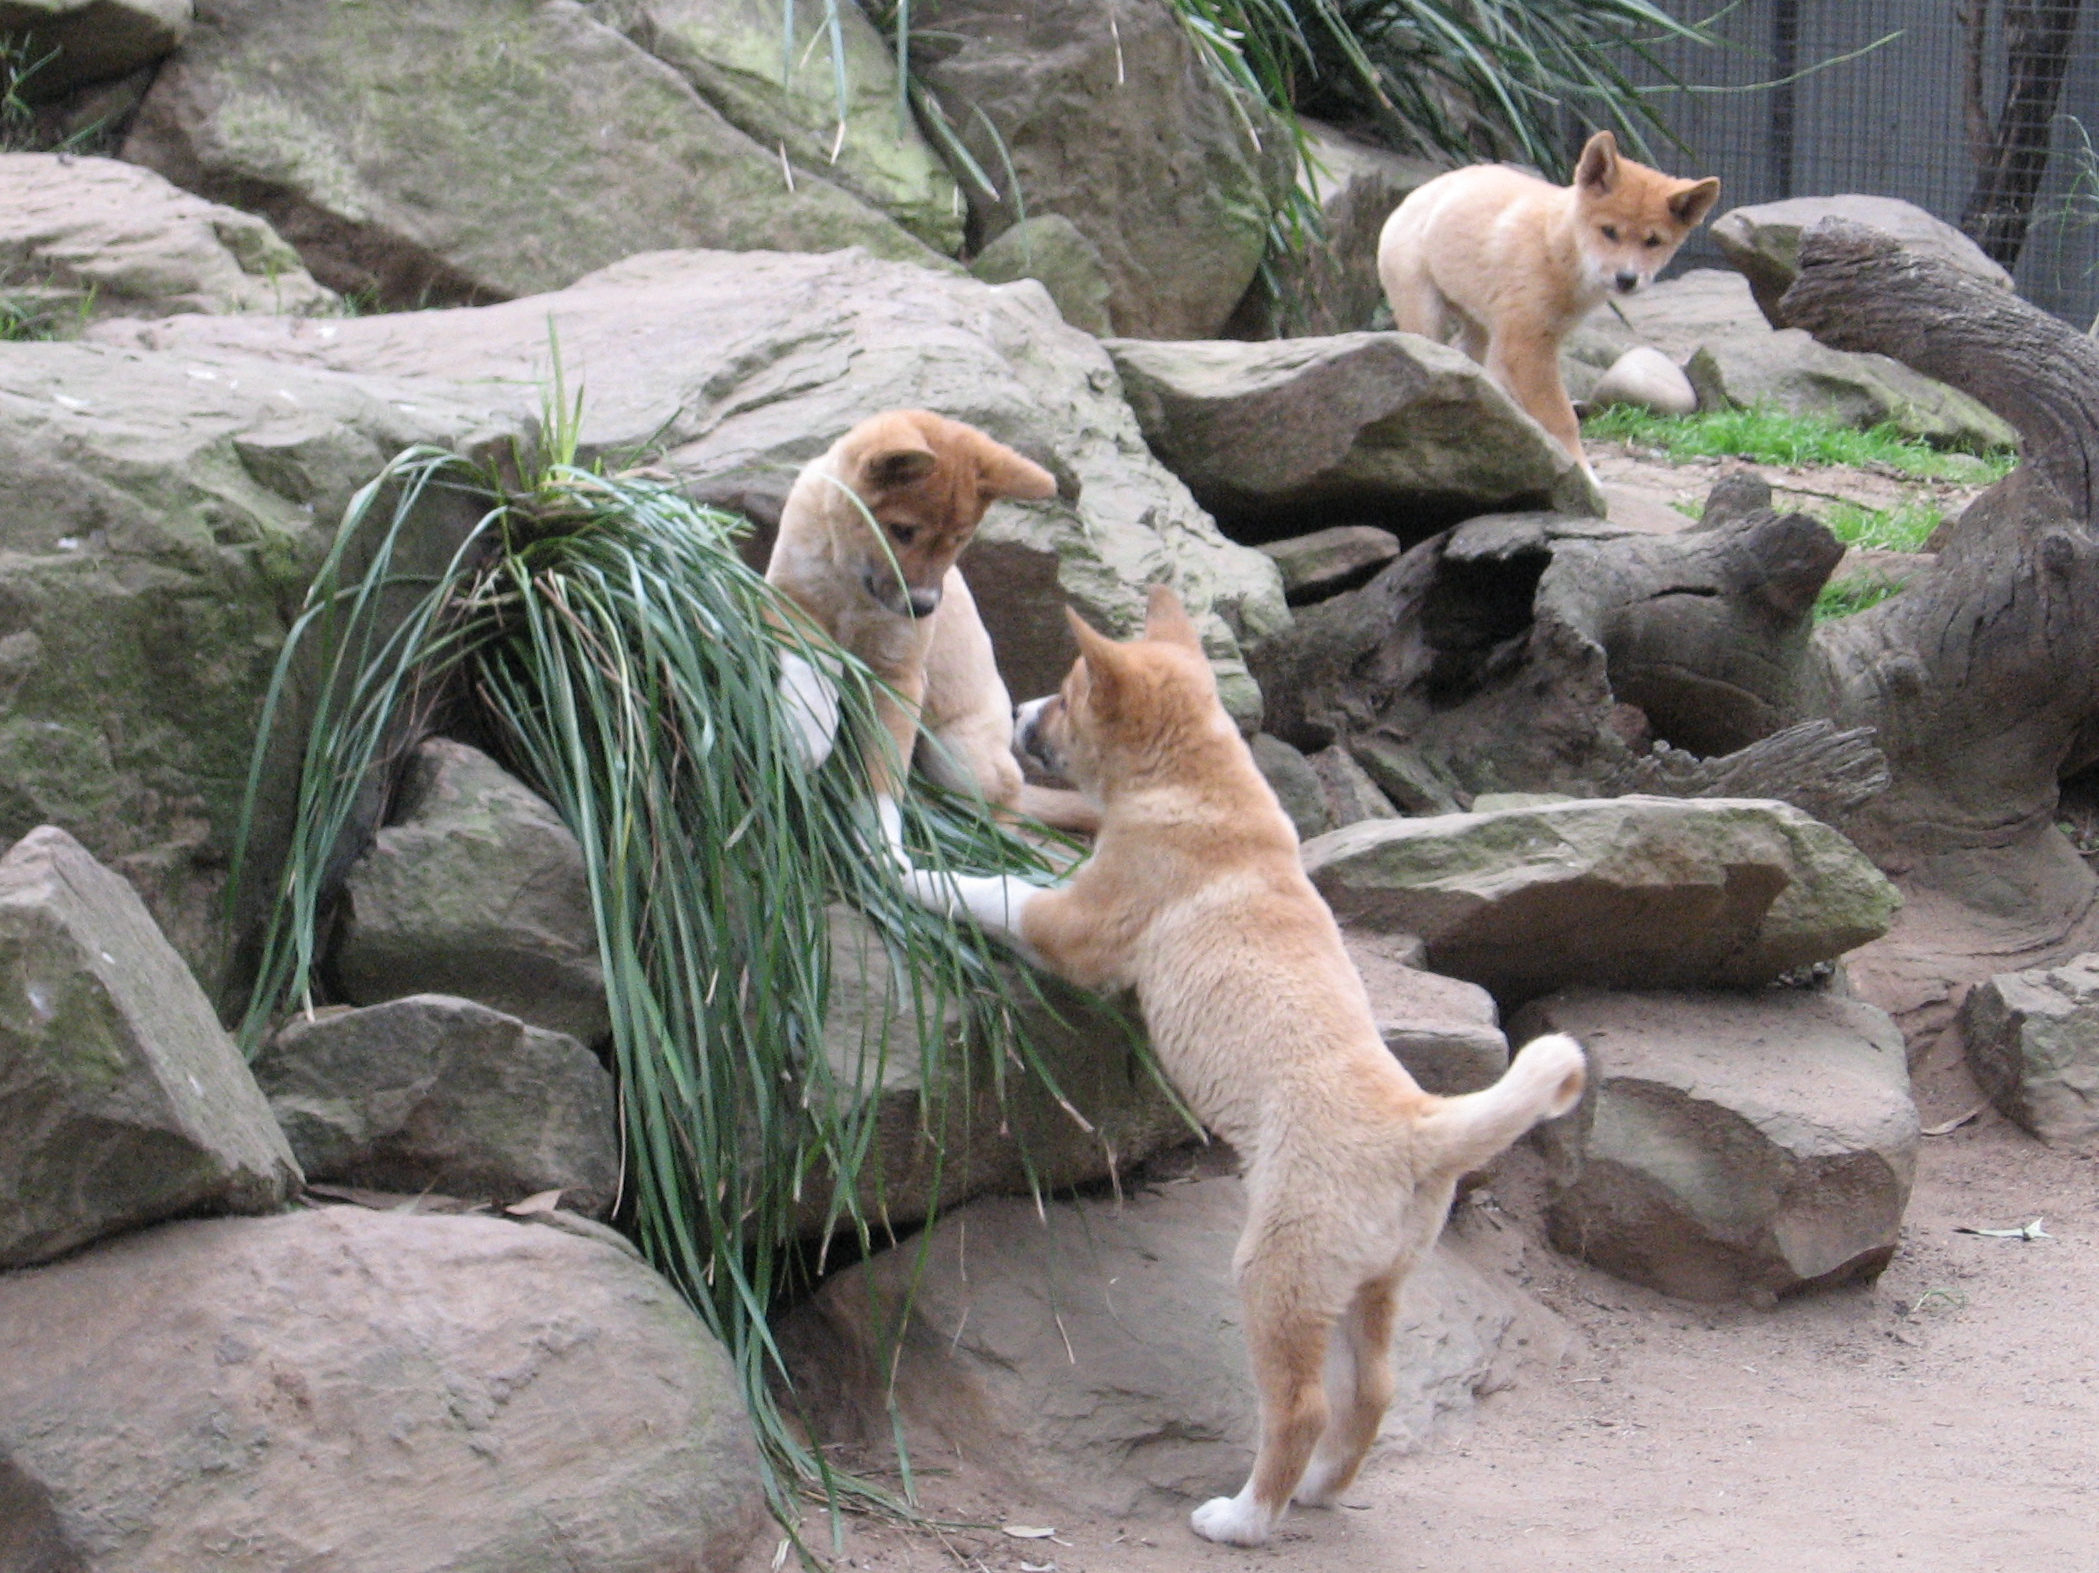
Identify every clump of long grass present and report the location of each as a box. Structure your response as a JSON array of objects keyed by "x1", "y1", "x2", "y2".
[
  {"x1": 1583, "y1": 404, "x2": 2021, "y2": 478},
  {"x1": 229, "y1": 389, "x2": 1095, "y2": 1524}
]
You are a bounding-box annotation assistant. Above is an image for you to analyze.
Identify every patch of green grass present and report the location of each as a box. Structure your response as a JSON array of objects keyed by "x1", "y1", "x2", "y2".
[
  {"x1": 1816, "y1": 570, "x2": 1910, "y2": 621},
  {"x1": 1820, "y1": 499, "x2": 1944, "y2": 553},
  {"x1": 1582, "y1": 405, "x2": 2018, "y2": 481}
]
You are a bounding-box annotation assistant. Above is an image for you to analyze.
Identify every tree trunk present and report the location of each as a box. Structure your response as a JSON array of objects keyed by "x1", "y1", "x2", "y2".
[{"x1": 1959, "y1": 0, "x2": 2084, "y2": 270}]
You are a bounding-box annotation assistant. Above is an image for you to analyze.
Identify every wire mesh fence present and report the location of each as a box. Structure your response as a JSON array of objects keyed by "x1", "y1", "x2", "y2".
[{"x1": 1632, "y1": 1, "x2": 2099, "y2": 325}]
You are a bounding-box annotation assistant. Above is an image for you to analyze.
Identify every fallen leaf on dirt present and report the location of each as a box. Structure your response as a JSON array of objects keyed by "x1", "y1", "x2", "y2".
[
  {"x1": 1020, "y1": 1562, "x2": 1057, "y2": 1572},
  {"x1": 505, "y1": 1189, "x2": 565, "y2": 1216},
  {"x1": 1001, "y1": 1526, "x2": 1057, "y2": 1540},
  {"x1": 1921, "y1": 1104, "x2": 1987, "y2": 1137},
  {"x1": 1955, "y1": 1218, "x2": 2049, "y2": 1240}
]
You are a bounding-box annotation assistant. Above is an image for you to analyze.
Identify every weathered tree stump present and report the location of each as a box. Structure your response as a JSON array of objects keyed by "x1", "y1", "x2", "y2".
[{"x1": 1251, "y1": 217, "x2": 2099, "y2": 1050}]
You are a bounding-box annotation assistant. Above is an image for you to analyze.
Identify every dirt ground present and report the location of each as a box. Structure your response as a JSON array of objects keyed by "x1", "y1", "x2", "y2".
[{"x1": 770, "y1": 1090, "x2": 2097, "y2": 1573}]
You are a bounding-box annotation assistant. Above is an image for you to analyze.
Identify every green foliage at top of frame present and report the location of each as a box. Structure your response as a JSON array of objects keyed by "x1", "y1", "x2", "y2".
[
  {"x1": 229, "y1": 376, "x2": 1154, "y2": 1531},
  {"x1": 1582, "y1": 405, "x2": 2020, "y2": 481}
]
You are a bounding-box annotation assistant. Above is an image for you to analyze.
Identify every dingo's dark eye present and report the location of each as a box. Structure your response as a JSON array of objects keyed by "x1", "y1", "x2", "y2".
[
  {"x1": 1600, "y1": 224, "x2": 1619, "y2": 242},
  {"x1": 1644, "y1": 234, "x2": 1663, "y2": 248},
  {"x1": 889, "y1": 525, "x2": 917, "y2": 546}
]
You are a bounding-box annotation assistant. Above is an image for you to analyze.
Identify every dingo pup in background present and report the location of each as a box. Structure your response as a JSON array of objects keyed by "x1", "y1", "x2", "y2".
[
  {"x1": 1377, "y1": 130, "x2": 1719, "y2": 472},
  {"x1": 906, "y1": 584, "x2": 1587, "y2": 1547},
  {"x1": 767, "y1": 409, "x2": 1100, "y2": 841}
]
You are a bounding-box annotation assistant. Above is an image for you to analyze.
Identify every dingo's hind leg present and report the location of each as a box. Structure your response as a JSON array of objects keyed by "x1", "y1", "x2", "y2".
[{"x1": 1293, "y1": 1273, "x2": 1401, "y2": 1507}]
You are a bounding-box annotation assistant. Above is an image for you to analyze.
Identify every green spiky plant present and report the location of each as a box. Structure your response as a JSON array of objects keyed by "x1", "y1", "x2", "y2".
[{"x1": 229, "y1": 382, "x2": 1130, "y2": 1528}]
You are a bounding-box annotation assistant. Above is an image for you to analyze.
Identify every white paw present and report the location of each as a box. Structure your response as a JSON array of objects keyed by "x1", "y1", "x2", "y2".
[
  {"x1": 901, "y1": 867, "x2": 954, "y2": 915},
  {"x1": 778, "y1": 651, "x2": 840, "y2": 772},
  {"x1": 1189, "y1": 1495, "x2": 1271, "y2": 1547},
  {"x1": 872, "y1": 795, "x2": 912, "y2": 875}
]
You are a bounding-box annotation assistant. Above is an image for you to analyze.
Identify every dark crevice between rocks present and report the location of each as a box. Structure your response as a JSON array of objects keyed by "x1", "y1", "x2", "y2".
[
  {"x1": 1416, "y1": 545, "x2": 1551, "y2": 711},
  {"x1": 0, "y1": 1456, "x2": 84, "y2": 1573}
]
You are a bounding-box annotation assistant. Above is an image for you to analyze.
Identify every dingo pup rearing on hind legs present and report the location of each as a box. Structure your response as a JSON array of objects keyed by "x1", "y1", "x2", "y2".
[
  {"x1": 905, "y1": 584, "x2": 1588, "y2": 1547},
  {"x1": 1378, "y1": 129, "x2": 1719, "y2": 479}
]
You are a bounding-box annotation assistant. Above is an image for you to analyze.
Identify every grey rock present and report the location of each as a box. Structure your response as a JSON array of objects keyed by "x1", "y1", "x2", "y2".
[
  {"x1": 1612, "y1": 268, "x2": 1768, "y2": 359},
  {"x1": 1344, "y1": 929, "x2": 1507, "y2": 1095},
  {"x1": 912, "y1": 0, "x2": 1294, "y2": 339},
  {"x1": 1687, "y1": 329, "x2": 2018, "y2": 450},
  {"x1": 0, "y1": 826, "x2": 299, "y2": 1268},
  {"x1": 1259, "y1": 523, "x2": 1402, "y2": 604},
  {"x1": 969, "y1": 213, "x2": 1114, "y2": 335},
  {"x1": 1233, "y1": 118, "x2": 1443, "y2": 339},
  {"x1": 1250, "y1": 733, "x2": 1329, "y2": 841},
  {"x1": 333, "y1": 739, "x2": 607, "y2": 1044},
  {"x1": 256, "y1": 994, "x2": 619, "y2": 1219},
  {"x1": 598, "y1": 0, "x2": 963, "y2": 252},
  {"x1": 1304, "y1": 743, "x2": 1399, "y2": 830},
  {"x1": 0, "y1": 337, "x2": 528, "y2": 991},
  {"x1": 780, "y1": 1172, "x2": 1546, "y2": 1512},
  {"x1": 804, "y1": 906, "x2": 1189, "y2": 1235},
  {"x1": 1590, "y1": 346, "x2": 1697, "y2": 417},
  {"x1": 1713, "y1": 196, "x2": 2014, "y2": 328},
  {"x1": 1107, "y1": 331, "x2": 1601, "y2": 543},
  {"x1": 0, "y1": 152, "x2": 337, "y2": 326},
  {"x1": 1560, "y1": 308, "x2": 1644, "y2": 406},
  {"x1": 1302, "y1": 795, "x2": 1900, "y2": 1003},
  {"x1": 1960, "y1": 953, "x2": 2099, "y2": 1148},
  {"x1": 0, "y1": 1206, "x2": 769, "y2": 1571},
  {"x1": 1516, "y1": 988, "x2": 1918, "y2": 1303},
  {"x1": 100, "y1": 247, "x2": 1290, "y2": 725},
  {"x1": 0, "y1": 0, "x2": 188, "y2": 99},
  {"x1": 120, "y1": 0, "x2": 938, "y2": 306}
]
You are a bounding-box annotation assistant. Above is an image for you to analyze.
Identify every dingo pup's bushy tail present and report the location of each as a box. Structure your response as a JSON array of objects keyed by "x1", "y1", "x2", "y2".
[{"x1": 1419, "y1": 1033, "x2": 1587, "y2": 1180}]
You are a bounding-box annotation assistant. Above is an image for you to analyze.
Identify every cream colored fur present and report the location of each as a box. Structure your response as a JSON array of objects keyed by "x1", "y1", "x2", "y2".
[
  {"x1": 1377, "y1": 130, "x2": 1719, "y2": 471},
  {"x1": 765, "y1": 409, "x2": 1099, "y2": 836},
  {"x1": 907, "y1": 585, "x2": 1588, "y2": 1547}
]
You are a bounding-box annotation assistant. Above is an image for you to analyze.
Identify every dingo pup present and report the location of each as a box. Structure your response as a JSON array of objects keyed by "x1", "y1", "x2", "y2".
[
  {"x1": 906, "y1": 585, "x2": 1587, "y2": 1547},
  {"x1": 1378, "y1": 130, "x2": 1719, "y2": 471},
  {"x1": 767, "y1": 409, "x2": 1100, "y2": 841}
]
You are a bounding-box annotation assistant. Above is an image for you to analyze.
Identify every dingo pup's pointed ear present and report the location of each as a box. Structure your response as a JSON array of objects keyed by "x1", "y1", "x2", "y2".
[
  {"x1": 860, "y1": 437, "x2": 939, "y2": 490},
  {"x1": 1065, "y1": 605, "x2": 1126, "y2": 715},
  {"x1": 1143, "y1": 583, "x2": 1203, "y2": 654},
  {"x1": 1670, "y1": 176, "x2": 1722, "y2": 228},
  {"x1": 972, "y1": 433, "x2": 1059, "y2": 503},
  {"x1": 1574, "y1": 130, "x2": 1619, "y2": 194}
]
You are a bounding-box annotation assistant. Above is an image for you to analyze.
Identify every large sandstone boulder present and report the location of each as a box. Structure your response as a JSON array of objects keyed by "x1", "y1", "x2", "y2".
[
  {"x1": 781, "y1": 1172, "x2": 1544, "y2": 1513},
  {"x1": 1343, "y1": 929, "x2": 1508, "y2": 1096},
  {"x1": 99, "y1": 247, "x2": 1291, "y2": 723},
  {"x1": 1686, "y1": 330, "x2": 2017, "y2": 451},
  {"x1": 0, "y1": 152, "x2": 336, "y2": 326},
  {"x1": 912, "y1": 0, "x2": 1293, "y2": 339},
  {"x1": 596, "y1": 0, "x2": 962, "y2": 253},
  {"x1": 968, "y1": 213, "x2": 1113, "y2": 336},
  {"x1": 1230, "y1": 119, "x2": 1442, "y2": 340},
  {"x1": 332, "y1": 739, "x2": 607, "y2": 1043},
  {"x1": 0, "y1": 826, "x2": 299, "y2": 1268},
  {"x1": 0, "y1": 337, "x2": 527, "y2": 987},
  {"x1": 256, "y1": 994, "x2": 620, "y2": 1218},
  {"x1": 121, "y1": 0, "x2": 938, "y2": 306},
  {"x1": 0, "y1": 0, "x2": 189, "y2": 99},
  {"x1": 1712, "y1": 196, "x2": 2014, "y2": 329},
  {"x1": 0, "y1": 1206, "x2": 769, "y2": 1571},
  {"x1": 1106, "y1": 332, "x2": 1600, "y2": 544},
  {"x1": 1302, "y1": 796, "x2": 1900, "y2": 1003},
  {"x1": 1516, "y1": 988, "x2": 1919, "y2": 1304},
  {"x1": 1959, "y1": 954, "x2": 2099, "y2": 1149},
  {"x1": 805, "y1": 906, "x2": 1189, "y2": 1235}
]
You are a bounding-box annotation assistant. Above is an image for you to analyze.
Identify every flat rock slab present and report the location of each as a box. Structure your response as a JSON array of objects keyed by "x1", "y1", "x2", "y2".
[
  {"x1": 1712, "y1": 196, "x2": 2013, "y2": 328},
  {"x1": 0, "y1": 826, "x2": 298, "y2": 1267},
  {"x1": 333, "y1": 739, "x2": 607, "y2": 1043},
  {"x1": 1343, "y1": 928, "x2": 1508, "y2": 1095},
  {"x1": 1302, "y1": 796, "x2": 1899, "y2": 1003},
  {"x1": 97, "y1": 247, "x2": 1288, "y2": 722},
  {"x1": 781, "y1": 1173, "x2": 1540, "y2": 1514},
  {"x1": 0, "y1": 1206, "x2": 768, "y2": 1571},
  {"x1": 1515, "y1": 988, "x2": 1918, "y2": 1304},
  {"x1": 1960, "y1": 953, "x2": 2099, "y2": 1149},
  {"x1": 0, "y1": 152, "x2": 336, "y2": 323},
  {"x1": 1686, "y1": 330, "x2": 2016, "y2": 451},
  {"x1": 1259, "y1": 523, "x2": 1402, "y2": 605},
  {"x1": 257, "y1": 994, "x2": 619, "y2": 1218},
  {"x1": 1106, "y1": 332, "x2": 1600, "y2": 543},
  {"x1": 121, "y1": 0, "x2": 935, "y2": 305}
]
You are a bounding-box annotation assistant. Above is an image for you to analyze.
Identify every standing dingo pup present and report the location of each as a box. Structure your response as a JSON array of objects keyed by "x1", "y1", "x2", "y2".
[
  {"x1": 1377, "y1": 130, "x2": 1719, "y2": 472},
  {"x1": 906, "y1": 585, "x2": 1587, "y2": 1547},
  {"x1": 768, "y1": 409, "x2": 1100, "y2": 841}
]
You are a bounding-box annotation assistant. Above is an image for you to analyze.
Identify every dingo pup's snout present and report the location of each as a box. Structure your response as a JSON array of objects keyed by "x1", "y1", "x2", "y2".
[
  {"x1": 1613, "y1": 269, "x2": 1640, "y2": 294},
  {"x1": 858, "y1": 567, "x2": 942, "y2": 620},
  {"x1": 1013, "y1": 694, "x2": 1062, "y2": 775}
]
